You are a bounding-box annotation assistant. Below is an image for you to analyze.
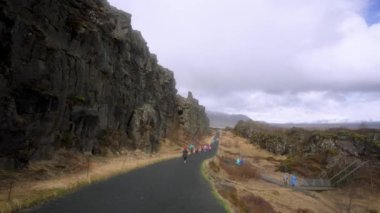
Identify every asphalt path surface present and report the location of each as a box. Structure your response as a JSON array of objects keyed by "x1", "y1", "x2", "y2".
[{"x1": 27, "y1": 141, "x2": 225, "y2": 213}]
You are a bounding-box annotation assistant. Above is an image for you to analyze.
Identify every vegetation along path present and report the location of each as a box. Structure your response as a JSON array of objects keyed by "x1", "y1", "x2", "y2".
[{"x1": 26, "y1": 141, "x2": 224, "y2": 213}]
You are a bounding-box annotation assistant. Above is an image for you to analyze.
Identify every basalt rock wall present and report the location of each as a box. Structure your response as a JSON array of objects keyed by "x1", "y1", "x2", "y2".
[
  {"x1": 0, "y1": 0, "x2": 209, "y2": 169},
  {"x1": 176, "y1": 92, "x2": 210, "y2": 141}
]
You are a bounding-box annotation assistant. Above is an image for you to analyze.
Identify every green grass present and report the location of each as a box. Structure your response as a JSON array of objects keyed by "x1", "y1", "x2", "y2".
[{"x1": 200, "y1": 160, "x2": 233, "y2": 213}]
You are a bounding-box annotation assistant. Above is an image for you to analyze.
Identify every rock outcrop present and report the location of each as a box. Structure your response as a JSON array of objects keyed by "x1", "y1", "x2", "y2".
[
  {"x1": 176, "y1": 92, "x2": 209, "y2": 140},
  {"x1": 235, "y1": 121, "x2": 380, "y2": 157},
  {"x1": 0, "y1": 0, "x2": 209, "y2": 169},
  {"x1": 234, "y1": 120, "x2": 380, "y2": 177}
]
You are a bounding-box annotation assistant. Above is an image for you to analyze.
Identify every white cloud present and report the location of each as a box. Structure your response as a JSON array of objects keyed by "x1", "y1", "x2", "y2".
[
  {"x1": 206, "y1": 91, "x2": 380, "y2": 123},
  {"x1": 297, "y1": 14, "x2": 380, "y2": 88},
  {"x1": 109, "y1": 0, "x2": 380, "y2": 123}
]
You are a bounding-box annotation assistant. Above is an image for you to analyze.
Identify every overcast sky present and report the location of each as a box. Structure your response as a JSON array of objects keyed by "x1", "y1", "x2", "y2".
[{"x1": 108, "y1": 0, "x2": 380, "y2": 123}]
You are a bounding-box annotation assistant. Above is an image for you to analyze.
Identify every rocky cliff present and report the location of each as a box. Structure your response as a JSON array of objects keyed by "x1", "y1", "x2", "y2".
[
  {"x1": 0, "y1": 0, "x2": 209, "y2": 169},
  {"x1": 176, "y1": 92, "x2": 209, "y2": 140}
]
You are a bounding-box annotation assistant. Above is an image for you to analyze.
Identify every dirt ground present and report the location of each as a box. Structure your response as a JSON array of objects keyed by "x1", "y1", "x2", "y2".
[
  {"x1": 205, "y1": 130, "x2": 380, "y2": 213},
  {"x1": 0, "y1": 135, "x2": 214, "y2": 213}
]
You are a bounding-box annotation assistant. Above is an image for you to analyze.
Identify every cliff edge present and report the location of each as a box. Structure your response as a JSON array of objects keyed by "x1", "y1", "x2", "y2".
[{"x1": 0, "y1": 0, "x2": 209, "y2": 169}]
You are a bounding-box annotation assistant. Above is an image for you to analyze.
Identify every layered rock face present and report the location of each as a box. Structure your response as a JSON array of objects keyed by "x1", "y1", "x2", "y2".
[
  {"x1": 0, "y1": 0, "x2": 209, "y2": 169},
  {"x1": 176, "y1": 92, "x2": 209, "y2": 140}
]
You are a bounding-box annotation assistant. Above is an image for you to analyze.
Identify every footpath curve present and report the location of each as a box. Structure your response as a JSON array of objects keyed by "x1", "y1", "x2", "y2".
[{"x1": 27, "y1": 141, "x2": 224, "y2": 213}]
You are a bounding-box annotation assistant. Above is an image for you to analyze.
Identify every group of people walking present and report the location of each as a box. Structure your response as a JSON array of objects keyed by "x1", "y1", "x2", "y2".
[{"x1": 182, "y1": 144, "x2": 212, "y2": 163}]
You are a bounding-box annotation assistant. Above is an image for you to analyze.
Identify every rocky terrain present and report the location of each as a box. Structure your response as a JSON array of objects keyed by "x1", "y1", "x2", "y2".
[
  {"x1": 234, "y1": 120, "x2": 380, "y2": 179},
  {"x1": 0, "y1": 0, "x2": 209, "y2": 170},
  {"x1": 205, "y1": 131, "x2": 380, "y2": 213}
]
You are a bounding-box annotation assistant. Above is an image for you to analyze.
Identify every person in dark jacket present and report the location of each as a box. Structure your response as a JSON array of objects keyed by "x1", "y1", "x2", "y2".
[{"x1": 182, "y1": 147, "x2": 189, "y2": 163}]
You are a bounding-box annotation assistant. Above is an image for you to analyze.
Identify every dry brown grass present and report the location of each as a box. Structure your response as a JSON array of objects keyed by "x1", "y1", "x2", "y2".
[
  {"x1": 216, "y1": 183, "x2": 240, "y2": 207},
  {"x1": 239, "y1": 192, "x2": 278, "y2": 213},
  {"x1": 352, "y1": 165, "x2": 380, "y2": 194},
  {"x1": 233, "y1": 141, "x2": 240, "y2": 149},
  {"x1": 265, "y1": 156, "x2": 282, "y2": 163},
  {"x1": 0, "y1": 150, "x2": 89, "y2": 185},
  {"x1": 216, "y1": 182, "x2": 277, "y2": 213},
  {"x1": 219, "y1": 156, "x2": 260, "y2": 181},
  {"x1": 296, "y1": 208, "x2": 315, "y2": 213},
  {"x1": 209, "y1": 160, "x2": 220, "y2": 173},
  {"x1": 220, "y1": 143, "x2": 232, "y2": 148},
  {"x1": 222, "y1": 150, "x2": 239, "y2": 156}
]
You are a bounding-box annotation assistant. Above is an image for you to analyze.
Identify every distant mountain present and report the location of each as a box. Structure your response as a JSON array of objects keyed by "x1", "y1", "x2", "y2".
[{"x1": 207, "y1": 111, "x2": 251, "y2": 128}]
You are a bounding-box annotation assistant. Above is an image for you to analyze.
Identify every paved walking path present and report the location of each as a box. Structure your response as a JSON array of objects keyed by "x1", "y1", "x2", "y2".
[{"x1": 27, "y1": 141, "x2": 224, "y2": 213}]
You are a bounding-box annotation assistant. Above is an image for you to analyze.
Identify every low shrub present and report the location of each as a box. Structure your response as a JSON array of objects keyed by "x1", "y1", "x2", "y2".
[{"x1": 278, "y1": 155, "x2": 301, "y2": 173}]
